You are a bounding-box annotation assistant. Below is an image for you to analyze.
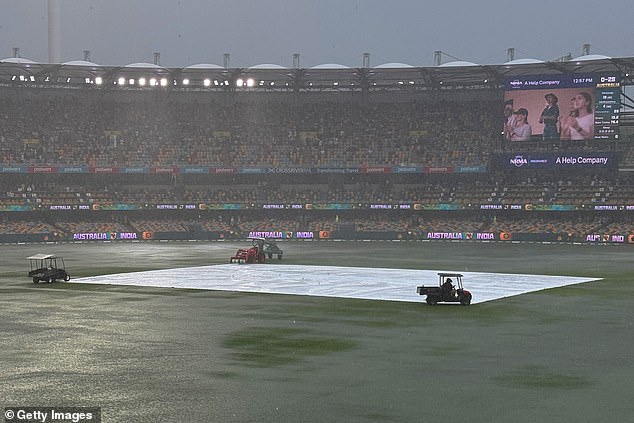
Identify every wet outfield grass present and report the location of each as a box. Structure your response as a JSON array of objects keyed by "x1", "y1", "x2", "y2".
[{"x1": 1, "y1": 241, "x2": 633, "y2": 422}]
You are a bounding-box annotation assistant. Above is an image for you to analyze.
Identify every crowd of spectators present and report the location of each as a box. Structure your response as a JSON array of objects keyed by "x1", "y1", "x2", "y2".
[
  {"x1": 1, "y1": 86, "x2": 633, "y2": 241},
  {"x1": 3, "y1": 172, "x2": 634, "y2": 208},
  {"x1": 0, "y1": 88, "x2": 500, "y2": 168}
]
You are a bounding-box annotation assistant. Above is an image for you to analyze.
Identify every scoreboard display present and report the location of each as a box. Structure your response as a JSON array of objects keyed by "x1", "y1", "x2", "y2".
[
  {"x1": 504, "y1": 73, "x2": 621, "y2": 141},
  {"x1": 594, "y1": 75, "x2": 621, "y2": 139}
]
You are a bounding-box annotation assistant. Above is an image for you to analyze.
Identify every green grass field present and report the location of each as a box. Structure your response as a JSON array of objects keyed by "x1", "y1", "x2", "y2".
[{"x1": 1, "y1": 241, "x2": 632, "y2": 422}]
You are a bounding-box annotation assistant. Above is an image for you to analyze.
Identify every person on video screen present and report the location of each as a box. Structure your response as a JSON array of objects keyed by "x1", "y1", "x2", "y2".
[
  {"x1": 510, "y1": 108, "x2": 532, "y2": 141},
  {"x1": 539, "y1": 93, "x2": 560, "y2": 140},
  {"x1": 504, "y1": 99, "x2": 517, "y2": 141},
  {"x1": 560, "y1": 92, "x2": 594, "y2": 140}
]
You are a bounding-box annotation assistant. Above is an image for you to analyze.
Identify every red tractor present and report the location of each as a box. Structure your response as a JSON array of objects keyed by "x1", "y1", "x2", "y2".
[{"x1": 230, "y1": 237, "x2": 279, "y2": 264}]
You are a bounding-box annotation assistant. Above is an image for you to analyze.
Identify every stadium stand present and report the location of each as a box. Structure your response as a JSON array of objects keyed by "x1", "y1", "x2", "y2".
[{"x1": 1, "y1": 60, "x2": 633, "y2": 244}]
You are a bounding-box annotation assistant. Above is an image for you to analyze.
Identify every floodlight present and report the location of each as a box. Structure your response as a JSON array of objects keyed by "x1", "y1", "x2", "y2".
[
  {"x1": 128, "y1": 78, "x2": 135, "y2": 85},
  {"x1": 138, "y1": 77, "x2": 146, "y2": 86},
  {"x1": 333, "y1": 82, "x2": 339, "y2": 86},
  {"x1": 149, "y1": 78, "x2": 157, "y2": 86},
  {"x1": 236, "y1": 78, "x2": 244, "y2": 87},
  {"x1": 19, "y1": 75, "x2": 25, "y2": 81},
  {"x1": 95, "y1": 77, "x2": 103, "y2": 85},
  {"x1": 160, "y1": 78, "x2": 168, "y2": 86},
  {"x1": 117, "y1": 77, "x2": 125, "y2": 85},
  {"x1": 30, "y1": 76, "x2": 36, "y2": 82},
  {"x1": 66, "y1": 78, "x2": 71, "y2": 83},
  {"x1": 182, "y1": 78, "x2": 189, "y2": 85},
  {"x1": 11, "y1": 75, "x2": 16, "y2": 81},
  {"x1": 246, "y1": 78, "x2": 254, "y2": 87},
  {"x1": 85, "y1": 78, "x2": 91, "y2": 84}
]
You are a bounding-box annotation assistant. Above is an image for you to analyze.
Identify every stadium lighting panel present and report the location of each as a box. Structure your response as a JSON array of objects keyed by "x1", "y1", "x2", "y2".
[
  {"x1": 203, "y1": 79, "x2": 211, "y2": 87},
  {"x1": 85, "y1": 78, "x2": 91, "y2": 84},
  {"x1": 246, "y1": 78, "x2": 254, "y2": 87},
  {"x1": 95, "y1": 77, "x2": 103, "y2": 85},
  {"x1": 182, "y1": 78, "x2": 189, "y2": 85},
  {"x1": 117, "y1": 77, "x2": 125, "y2": 85},
  {"x1": 236, "y1": 78, "x2": 244, "y2": 87},
  {"x1": 149, "y1": 78, "x2": 157, "y2": 86},
  {"x1": 160, "y1": 78, "x2": 168, "y2": 86},
  {"x1": 30, "y1": 76, "x2": 35, "y2": 82},
  {"x1": 138, "y1": 77, "x2": 146, "y2": 86},
  {"x1": 66, "y1": 77, "x2": 71, "y2": 83},
  {"x1": 128, "y1": 78, "x2": 135, "y2": 85}
]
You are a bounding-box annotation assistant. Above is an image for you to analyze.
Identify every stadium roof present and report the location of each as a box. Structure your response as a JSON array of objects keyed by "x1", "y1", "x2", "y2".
[{"x1": 1, "y1": 55, "x2": 633, "y2": 91}]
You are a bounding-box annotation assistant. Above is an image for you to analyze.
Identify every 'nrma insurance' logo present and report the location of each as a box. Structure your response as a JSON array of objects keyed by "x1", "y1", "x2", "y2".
[
  {"x1": 510, "y1": 155, "x2": 528, "y2": 167},
  {"x1": 509, "y1": 79, "x2": 522, "y2": 88}
]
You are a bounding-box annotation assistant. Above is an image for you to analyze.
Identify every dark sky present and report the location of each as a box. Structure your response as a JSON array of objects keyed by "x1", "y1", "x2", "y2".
[{"x1": 1, "y1": 0, "x2": 633, "y2": 67}]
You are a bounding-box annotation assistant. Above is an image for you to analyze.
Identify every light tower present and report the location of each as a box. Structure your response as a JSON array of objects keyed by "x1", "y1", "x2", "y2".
[{"x1": 48, "y1": 0, "x2": 61, "y2": 63}]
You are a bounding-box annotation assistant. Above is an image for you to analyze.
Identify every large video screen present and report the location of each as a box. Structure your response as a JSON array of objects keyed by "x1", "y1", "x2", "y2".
[{"x1": 504, "y1": 73, "x2": 621, "y2": 141}]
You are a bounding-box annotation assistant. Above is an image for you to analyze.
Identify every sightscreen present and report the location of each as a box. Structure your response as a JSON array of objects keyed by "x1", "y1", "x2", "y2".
[{"x1": 504, "y1": 73, "x2": 621, "y2": 141}]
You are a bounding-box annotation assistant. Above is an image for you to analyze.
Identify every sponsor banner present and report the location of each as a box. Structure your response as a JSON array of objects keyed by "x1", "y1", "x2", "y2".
[
  {"x1": 238, "y1": 167, "x2": 267, "y2": 174},
  {"x1": 120, "y1": 167, "x2": 150, "y2": 174},
  {"x1": 479, "y1": 204, "x2": 525, "y2": 211},
  {"x1": 424, "y1": 166, "x2": 454, "y2": 174},
  {"x1": 154, "y1": 204, "x2": 198, "y2": 210},
  {"x1": 0, "y1": 166, "x2": 28, "y2": 173},
  {"x1": 360, "y1": 166, "x2": 391, "y2": 174},
  {"x1": 425, "y1": 232, "x2": 496, "y2": 241},
  {"x1": 311, "y1": 203, "x2": 353, "y2": 210},
  {"x1": 152, "y1": 167, "x2": 178, "y2": 174},
  {"x1": 29, "y1": 166, "x2": 57, "y2": 173},
  {"x1": 585, "y1": 234, "x2": 628, "y2": 243},
  {"x1": 72, "y1": 232, "x2": 139, "y2": 241},
  {"x1": 91, "y1": 203, "x2": 138, "y2": 211},
  {"x1": 414, "y1": 203, "x2": 461, "y2": 211},
  {"x1": 59, "y1": 166, "x2": 89, "y2": 173},
  {"x1": 267, "y1": 167, "x2": 314, "y2": 174},
  {"x1": 181, "y1": 166, "x2": 210, "y2": 174},
  {"x1": 504, "y1": 73, "x2": 620, "y2": 91},
  {"x1": 199, "y1": 203, "x2": 242, "y2": 210},
  {"x1": 247, "y1": 231, "x2": 315, "y2": 239},
  {"x1": 315, "y1": 167, "x2": 361, "y2": 174},
  {"x1": 393, "y1": 166, "x2": 423, "y2": 173},
  {"x1": 501, "y1": 152, "x2": 615, "y2": 169},
  {"x1": 0, "y1": 205, "x2": 31, "y2": 211},
  {"x1": 211, "y1": 167, "x2": 236, "y2": 174},
  {"x1": 456, "y1": 165, "x2": 487, "y2": 173},
  {"x1": 90, "y1": 166, "x2": 118, "y2": 174}
]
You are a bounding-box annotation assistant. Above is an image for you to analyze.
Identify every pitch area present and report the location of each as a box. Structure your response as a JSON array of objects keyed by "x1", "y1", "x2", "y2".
[{"x1": 1, "y1": 241, "x2": 632, "y2": 423}]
